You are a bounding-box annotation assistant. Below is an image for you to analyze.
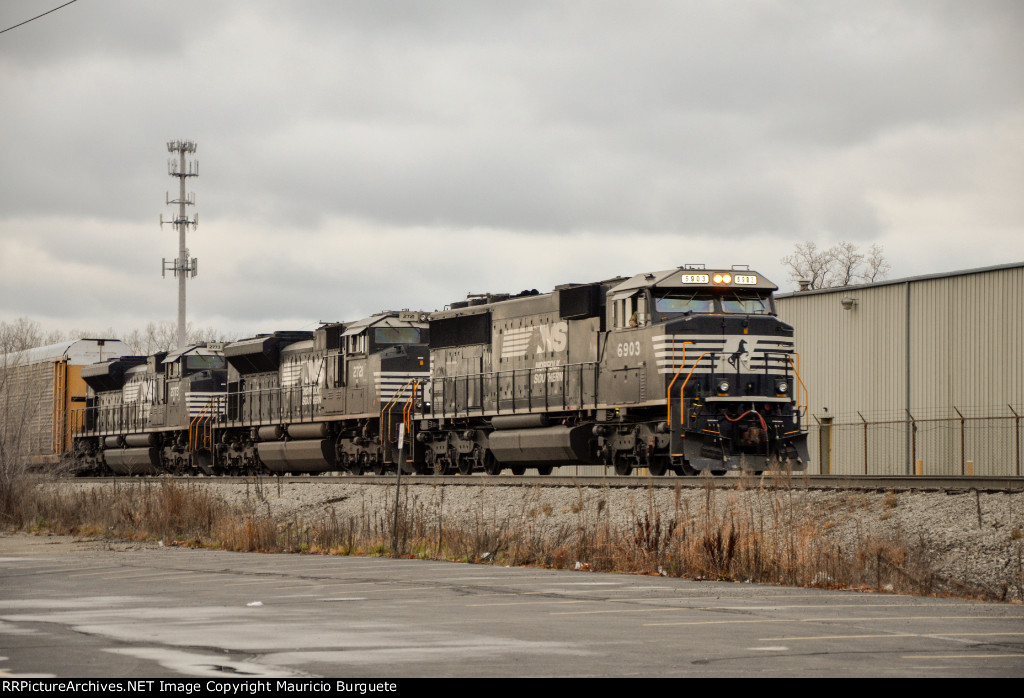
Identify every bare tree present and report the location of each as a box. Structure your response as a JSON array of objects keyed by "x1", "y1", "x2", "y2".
[
  {"x1": 863, "y1": 243, "x2": 891, "y2": 283},
  {"x1": 122, "y1": 320, "x2": 237, "y2": 355},
  {"x1": 782, "y1": 241, "x2": 891, "y2": 290},
  {"x1": 0, "y1": 317, "x2": 64, "y2": 355},
  {"x1": 0, "y1": 319, "x2": 55, "y2": 519}
]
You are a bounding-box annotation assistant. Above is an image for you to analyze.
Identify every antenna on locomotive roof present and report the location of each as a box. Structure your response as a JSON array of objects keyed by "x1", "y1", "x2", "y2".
[{"x1": 160, "y1": 140, "x2": 199, "y2": 350}]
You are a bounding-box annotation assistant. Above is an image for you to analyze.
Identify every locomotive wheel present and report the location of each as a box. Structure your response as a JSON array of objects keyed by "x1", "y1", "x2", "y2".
[
  {"x1": 433, "y1": 454, "x2": 450, "y2": 476},
  {"x1": 536, "y1": 466, "x2": 553, "y2": 476},
  {"x1": 457, "y1": 453, "x2": 474, "y2": 476},
  {"x1": 373, "y1": 460, "x2": 387, "y2": 476},
  {"x1": 510, "y1": 466, "x2": 526, "y2": 476},
  {"x1": 710, "y1": 469, "x2": 727, "y2": 476},
  {"x1": 613, "y1": 451, "x2": 633, "y2": 476},
  {"x1": 648, "y1": 458, "x2": 668, "y2": 477}
]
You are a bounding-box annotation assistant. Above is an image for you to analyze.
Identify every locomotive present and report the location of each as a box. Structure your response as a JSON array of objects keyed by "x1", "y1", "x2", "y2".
[
  {"x1": 68, "y1": 265, "x2": 808, "y2": 476},
  {"x1": 72, "y1": 311, "x2": 429, "y2": 475},
  {"x1": 418, "y1": 265, "x2": 808, "y2": 475}
]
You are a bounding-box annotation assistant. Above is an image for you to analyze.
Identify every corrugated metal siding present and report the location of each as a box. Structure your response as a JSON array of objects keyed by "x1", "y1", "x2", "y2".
[{"x1": 777, "y1": 265, "x2": 1024, "y2": 476}]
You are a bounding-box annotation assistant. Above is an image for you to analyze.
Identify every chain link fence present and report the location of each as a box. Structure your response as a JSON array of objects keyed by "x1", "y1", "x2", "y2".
[{"x1": 810, "y1": 405, "x2": 1023, "y2": 476}]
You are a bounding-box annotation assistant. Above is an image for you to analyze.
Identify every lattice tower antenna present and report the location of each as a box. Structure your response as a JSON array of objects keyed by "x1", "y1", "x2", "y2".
[{"x1": 159, "y1": 140, "x2": 199, "y2": 350}]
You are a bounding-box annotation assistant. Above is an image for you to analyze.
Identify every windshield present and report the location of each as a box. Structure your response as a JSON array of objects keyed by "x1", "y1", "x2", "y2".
[
  {"x1": 186, "y1": 355, "x2": 226, "y2": 371},
  {"x1": 654, "y1": 291, "x2": 715, "y2": 314},
  {"x1": 720, "y1": 293, "x2": 771, "y2": 314},
  {"x1": 374, "y1": 327, "x2": 421, "y2": 344}
]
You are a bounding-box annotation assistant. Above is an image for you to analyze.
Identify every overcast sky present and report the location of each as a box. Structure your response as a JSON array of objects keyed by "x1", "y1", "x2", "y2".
[{"x1": 2, "y1": 1, "x2": 1021, "y2": 338}]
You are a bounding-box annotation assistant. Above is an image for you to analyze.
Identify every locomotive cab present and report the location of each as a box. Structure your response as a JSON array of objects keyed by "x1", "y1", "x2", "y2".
[{"x1": 602, "y1": 267, "x2": 808, "y2": 474}]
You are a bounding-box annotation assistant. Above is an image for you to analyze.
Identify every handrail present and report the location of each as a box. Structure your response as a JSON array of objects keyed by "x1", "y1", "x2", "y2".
[
  {"x1": 787, "y1": 353, "x2": 809, "y2": 411},
  {"x1": 188, "y1": 396, "x2": 220, "y2": 452},
  {"x1": 380, "y1": 378, "x2": 418, "y2": 446},
  {"x1": 676, "y1": 352, "x2": 712, "y2": 425},
  {"x1": 665, "y1": 341, "x2": 694, "y2": 427},
  {"x1": 429, "y1": 361, "x2": 598, "y2": 418},
  {"x1": 402, "y1": 380, "x2": 420, "y2": 457}
]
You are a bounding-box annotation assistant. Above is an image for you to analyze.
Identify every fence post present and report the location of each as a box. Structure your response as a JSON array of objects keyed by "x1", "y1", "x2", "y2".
[
  {"x1": 906, "y1": 409, "x2": 917, "y2": 474},
  {"x1": 815, "y1": 415, "x2": 833, "y2": 475},
  {"x1": 1010, "y1": 405, "x2": 1021, "y2": 477},
  {"x1": 858, "y1": 411, "x2": 868, "y2": 475},
  {"x1": 954, "y1": 406, "x2": 965, "y2": 476}
]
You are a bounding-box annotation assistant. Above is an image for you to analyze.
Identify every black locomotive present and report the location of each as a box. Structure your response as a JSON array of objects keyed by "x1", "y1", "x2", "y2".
[
  {"x1": 418, "y1": 265, "x2": 808, "y2": 475},
  {"x1": 71, "y1": 266, "x2": 809, "y2": 475},
  {"x1": 73, "y1": 311, "x2": 430, "y2": 475}
]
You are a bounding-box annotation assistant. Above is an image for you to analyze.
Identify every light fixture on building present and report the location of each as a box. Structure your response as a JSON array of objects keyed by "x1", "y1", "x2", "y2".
[{"x1": 841, "y1": 296, "x2": 857, "y2": 310}]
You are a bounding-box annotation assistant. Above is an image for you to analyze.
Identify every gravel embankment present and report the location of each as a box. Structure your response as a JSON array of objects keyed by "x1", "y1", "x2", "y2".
[
  {"x1": 198, "y1": 478, "x2": 1024, "y2": 600},
  {"x1": 37, "y1": 478, "x2": 1024, "y2": 601}
]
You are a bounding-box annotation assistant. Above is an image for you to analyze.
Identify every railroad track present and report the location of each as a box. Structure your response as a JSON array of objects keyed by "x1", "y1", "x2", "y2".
[{"x1": 72, "y1": 473, "x2": 1024, "y2": 492}]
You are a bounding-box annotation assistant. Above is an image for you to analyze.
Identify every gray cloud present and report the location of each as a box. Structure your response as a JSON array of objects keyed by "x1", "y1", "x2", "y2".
[{"x1": 1, "y1": 0, "x2": 1021, "y2": 336}]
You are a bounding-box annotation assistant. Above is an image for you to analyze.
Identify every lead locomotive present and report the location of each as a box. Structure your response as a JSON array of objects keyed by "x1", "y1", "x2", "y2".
[{"x1": 417, "y1": 265, "x2": 809, "y2": 475}]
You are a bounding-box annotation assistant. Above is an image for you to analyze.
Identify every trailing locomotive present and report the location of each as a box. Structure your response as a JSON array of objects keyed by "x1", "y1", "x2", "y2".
[
  {"x1": 417, "y1": 265, "x2": 809, "y2": 475},
  {"x1": 73, "y1": 345, "x2": 228, "y2": 474},
  {"x1": 217, "y1": 312, "x2": 429, "y2": 475},
  {"x1": 71, "y1": 311, "x2": 429, "y2": 475},
  {"x1": 68, "y1": 265, "x2": 808, "y2": 476}
]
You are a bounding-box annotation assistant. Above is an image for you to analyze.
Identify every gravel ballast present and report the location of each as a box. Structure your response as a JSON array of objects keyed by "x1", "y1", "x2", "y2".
[{"x1": 31, "y1": 478, "x2": 1024, "y2": 602}]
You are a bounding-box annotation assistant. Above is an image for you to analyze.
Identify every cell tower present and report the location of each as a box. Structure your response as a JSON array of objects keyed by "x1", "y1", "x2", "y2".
[{"x1": 160, "y1": 140, "x2": 199, "y2": 350}]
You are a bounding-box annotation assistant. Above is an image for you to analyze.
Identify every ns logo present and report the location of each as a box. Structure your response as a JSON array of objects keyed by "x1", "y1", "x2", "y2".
[
  {"x1": 528, "y1": 321, "x2": 568, "y2": 354},
  {"x1": 722, "y1": 337, "x2": 752, "y2": 372}
]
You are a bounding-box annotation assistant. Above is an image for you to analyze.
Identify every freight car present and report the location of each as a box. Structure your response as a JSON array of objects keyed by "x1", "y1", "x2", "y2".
[
  {"x1": 416, "y1": 265, "x2": 809, "y2": 475},
  {"x1": 0, "y1": 338, "x2": 130, "y2": 467}
]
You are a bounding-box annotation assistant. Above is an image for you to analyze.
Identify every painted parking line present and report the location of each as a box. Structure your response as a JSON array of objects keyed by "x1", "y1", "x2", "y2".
[
  {"x1": 466, "y1": 600, "x2": 592, "y2": 607},
  {"x1": 761, "y1": 632, "x2": 1024, "y2": 641},
  {"x1": 549, "y1": 602, "x2": 931, "y2": 616},
  {"x1": 902, "y1": 653, "x2": 1024, "y2": 660},
  {"x1": 644, "y1": 615, "x2": 1018, "y2": 627}
]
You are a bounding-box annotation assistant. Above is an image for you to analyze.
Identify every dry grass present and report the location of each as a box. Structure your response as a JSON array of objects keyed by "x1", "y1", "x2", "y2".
[{"x1": 1, "y1": 472, "x2": 1019, "y2": 602}]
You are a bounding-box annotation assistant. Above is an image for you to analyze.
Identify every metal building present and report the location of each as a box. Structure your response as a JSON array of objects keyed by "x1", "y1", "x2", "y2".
[{"x1": 776, "y1": 262, "x2": 1024, "y2": 476}]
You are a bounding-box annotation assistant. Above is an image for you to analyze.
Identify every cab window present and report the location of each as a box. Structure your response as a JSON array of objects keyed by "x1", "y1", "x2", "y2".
[
  {"x1": 720, "y1": 293, "x2": 771, "y2": 314},
  {"x1": 186, "y1": 355, "x2": 226, "y2": 371},
  {"x1": 345, "y1": 333, "x2": 367, "y2": 354},
  {"x1": 374, "y1": 327, "x2": 421, "y2": 344},
  {"x1": 654, "y1": 291, "x2": 715, "y2": 314},
  {"x1": 612, "y1": 293, "x2": 647, "y2": 328}
]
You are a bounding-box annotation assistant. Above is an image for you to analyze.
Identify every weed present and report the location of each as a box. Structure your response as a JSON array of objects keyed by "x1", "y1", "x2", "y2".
[{"x1": 2, "y1": 472, "x2": 1018, "y2": 602}]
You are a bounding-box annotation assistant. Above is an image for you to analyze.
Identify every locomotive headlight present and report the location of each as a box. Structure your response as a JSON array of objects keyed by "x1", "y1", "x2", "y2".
[
  {"x1": 717, "y1": 380, "x2": 730, "y2": 393},
  {"x1": 775, "y1": 380, "x2": 789, "y2": 394},
  {"x1": 712, "y1": 273, "x2": 732, "y2": 284}
]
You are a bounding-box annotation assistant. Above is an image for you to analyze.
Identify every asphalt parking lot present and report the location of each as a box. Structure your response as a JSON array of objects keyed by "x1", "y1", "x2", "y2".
[{"x1": 1, "y1": 534, "x2": 1022, "y2": 678}]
